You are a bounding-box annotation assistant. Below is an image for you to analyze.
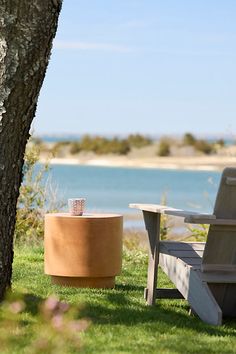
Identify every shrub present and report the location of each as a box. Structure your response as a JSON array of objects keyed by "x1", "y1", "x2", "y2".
[
  {"x1": 215, "y1": 139, "x2": 225, "y2": 147},
  {"x1": 69, "y1": 142, "x2": 81, "y2": 155},
  {"x1": 157, "y1": 139, "x2": 170, "y2": 157},
  {"x1": 183, "y1": 133, "x2": 215, "y2": 154},
  {"x1": 127, "y1": 134, "x2": 152, "y2": 148},
  {"x1": 187, "y1": 224, "x2": 209, "y2": 242},
  {"x1": 79, "y1": 135, "x2": 130, "y2": 155},
  {"x1": 15, "y1": 141, "x2": 63, "y2": 243},
  {"x1": 79, "y1": 135, "x2": 97, "y2": 151},
  {"x1": 194, "y1": 139, "x2": 213, "y2": 155},
  {"x1": 105, "y1": 138, "x2": 130, "y2": 155},
  {"x1": 183, "y1": 133, "x2": 196, "y2": 146},
  {"x1": 51, "y1": 141, "x2": 71, "y2": 156},
  {"x1": 160, "y1": 193, "x2": 169, "y2": 240}
]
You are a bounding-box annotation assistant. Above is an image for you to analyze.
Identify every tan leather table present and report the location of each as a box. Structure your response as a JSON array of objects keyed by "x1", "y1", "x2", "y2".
[{"x1": 44, "y1": 213, "x2": 123, "y2": 288}]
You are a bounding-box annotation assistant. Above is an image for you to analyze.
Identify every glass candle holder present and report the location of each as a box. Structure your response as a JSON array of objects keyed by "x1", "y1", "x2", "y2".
[{"x1": 68, "y1": 198, "x2": 86, "y2": 216}]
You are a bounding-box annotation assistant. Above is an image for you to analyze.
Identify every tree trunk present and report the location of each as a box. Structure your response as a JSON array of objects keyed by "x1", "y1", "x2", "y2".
[{"x1": 0, "y1": 0, "x2": 62, "y2": 300}]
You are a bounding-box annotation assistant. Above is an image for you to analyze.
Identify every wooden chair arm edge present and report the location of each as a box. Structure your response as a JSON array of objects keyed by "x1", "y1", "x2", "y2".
[
  {"x1": 129, "y1": 204, "x2": 216, "y2": 219},
  {"x1": 129, "y1": 203, "x2": 176, "y2": 214},
  {"x1": 185, "y1": 217, "x2": 236, "y2": 225}
]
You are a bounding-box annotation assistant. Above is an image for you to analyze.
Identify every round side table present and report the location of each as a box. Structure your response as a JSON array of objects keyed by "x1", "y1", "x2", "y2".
[{"x1": 44, "y1": 213, "x2": 123, "y2": 288}]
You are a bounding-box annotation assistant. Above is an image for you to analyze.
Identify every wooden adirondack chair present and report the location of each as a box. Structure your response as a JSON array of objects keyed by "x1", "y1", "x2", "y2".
[{"x1": 129, "y1": 167, "x2": 236, "y2": 326}]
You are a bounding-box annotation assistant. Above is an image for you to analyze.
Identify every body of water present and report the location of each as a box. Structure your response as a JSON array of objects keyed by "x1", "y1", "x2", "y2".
[{"x1": 44, "y1": 165, "x2": 221, "y2": 224}]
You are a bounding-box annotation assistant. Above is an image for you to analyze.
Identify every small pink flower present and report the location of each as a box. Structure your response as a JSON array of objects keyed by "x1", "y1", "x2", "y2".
[
  {"x1": 43, "y1": 296, "x2": 59, "y2": 312},
  {"x1": 9, "y1": 301, "x2": 25, "y2": 314},
  {"x1": 51, "y1": 314, "x2": 64, "y2": 329}
]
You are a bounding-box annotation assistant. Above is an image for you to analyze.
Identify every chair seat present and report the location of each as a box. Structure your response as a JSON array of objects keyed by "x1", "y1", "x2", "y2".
[{"x1": 160, "y1": 241, "x2": 205, "y2": 267}]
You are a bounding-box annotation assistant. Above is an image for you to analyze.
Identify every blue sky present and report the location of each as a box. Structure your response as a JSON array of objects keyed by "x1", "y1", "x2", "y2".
[{"x1": 34, "y1": 0, "x2": 236, "y2": 137}]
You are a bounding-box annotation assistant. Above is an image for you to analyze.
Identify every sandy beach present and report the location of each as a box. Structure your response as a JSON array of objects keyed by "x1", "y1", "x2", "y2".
[{"x1": 40, "y1": 154, "x2": 236, "y2": 172}]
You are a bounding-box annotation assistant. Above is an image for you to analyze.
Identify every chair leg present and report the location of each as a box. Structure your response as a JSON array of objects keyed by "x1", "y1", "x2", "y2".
[{"x1": 143, "y1": 211, "x2": 161, "y2": 305}]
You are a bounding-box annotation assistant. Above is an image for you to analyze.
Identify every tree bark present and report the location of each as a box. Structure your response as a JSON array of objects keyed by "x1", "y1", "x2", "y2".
[{"x1": 0, "y1": 0, "x2": 62, "y2": 300}]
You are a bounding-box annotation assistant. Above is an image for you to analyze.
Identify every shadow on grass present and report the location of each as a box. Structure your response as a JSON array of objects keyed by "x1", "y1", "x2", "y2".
[
  {"x1": 80, "y1": 289, "x2": 236, "y2": 336},
  {"x1": 11, "y1": 285, "x2": 236, "y2": 339},
  {"x1": 48, "y1": 281, "x2": 236, "y2": 335},
  {"x1": 115, "y1": 284, "x2": 145, "y2": 292},
  {"x1": 23, "y1": 293, "x2": 44, "y2": 316}
]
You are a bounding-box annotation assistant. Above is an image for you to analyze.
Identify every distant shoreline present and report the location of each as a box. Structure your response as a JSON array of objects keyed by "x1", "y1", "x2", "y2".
[
  {"x1": 36, "y1": 133, "x2": 236, "y2": 172},
  {"x1": 39, "y1": 155, "x2": 236, "y2": 172}
]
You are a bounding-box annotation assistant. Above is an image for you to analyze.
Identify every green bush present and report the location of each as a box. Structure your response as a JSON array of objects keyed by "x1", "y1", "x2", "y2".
[
  {"x1": 79, "y1": 135, "x2": 130, "y2": 155},
  {"x1": 182, "y1": 133, "x2": 217, "y2": 155},
  {"x1": 15, "y1": 142, "x2": 63, "y2": 243},
  {"x1": 79, "y1": 135, "x2": 97, "y2": 152},
  {"x1": 187, "y1": 224, "x2": 209, "y2": 242},
  {"x1": 127, "y1": 134, "x2": 152, "y2": 148},
  {"x1": 160, "y1": 193, "x2": 169, "y2": 240},
  {"x1": 69, "y1": 142, "x2": 81, "y2": 155},
  {"x1": 104, "y1": 138, "x2": 130, "y2": 155},
  {"x1": 157, "y1": 139, "x2": 170, "y2": 157},
  {"x1": 194, "y1": 139, "x2": 214, "y2": 155},
  {"x1": 15, "y1": 145, "x2": 47, "y2": 242},
  {"x1": 182, "y1": 132, "x2": 196, "y2": 146}
]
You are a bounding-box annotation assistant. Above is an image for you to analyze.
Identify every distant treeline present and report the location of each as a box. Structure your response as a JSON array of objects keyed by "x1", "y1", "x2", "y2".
[
  {"x1": 33, "y1": 133, "x2": 227, "y2": 157},
  {"x1": 34, "y1": 134, "x2": 152, "y2": 156},
  {"x1": 158, "y1": 133, "x2": 225, "y2": 157}
]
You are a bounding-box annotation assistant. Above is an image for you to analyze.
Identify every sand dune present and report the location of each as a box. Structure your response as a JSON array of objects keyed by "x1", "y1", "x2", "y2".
[{"x1": 40, "y1": 154, "x2": 236, "y2": 171}]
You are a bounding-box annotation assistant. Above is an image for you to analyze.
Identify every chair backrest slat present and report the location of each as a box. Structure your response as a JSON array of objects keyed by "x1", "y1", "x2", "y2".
[
  {"x1": 213, "y1": 168, "x2": 236, "y2": 219},
  {"x1": 203, "y1": 167, "x2": 236, "y2": 266},
  {"x1": 202, "y1": 168, "x2": 236, "y2": 315}
]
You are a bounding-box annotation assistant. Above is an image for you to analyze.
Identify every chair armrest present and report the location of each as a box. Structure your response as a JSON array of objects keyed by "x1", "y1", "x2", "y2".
[
  {"x1": 129, "y1": 203, "x2": 216, "y2": 219},
  {"x1": 129, "y1": 203, "x2": 179, "y2": 214},
  {"x1": 185, "y1": 215, "x2": 236, "y2": 225}
]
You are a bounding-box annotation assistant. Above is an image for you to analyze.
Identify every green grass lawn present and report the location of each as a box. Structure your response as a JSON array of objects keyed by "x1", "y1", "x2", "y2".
[{"x1": 1, "y1": 245, "x2": 236, "y2": 354}]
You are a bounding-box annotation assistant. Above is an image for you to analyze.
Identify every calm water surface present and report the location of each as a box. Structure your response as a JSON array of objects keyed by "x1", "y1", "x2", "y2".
[{"x1": 45, "y1": 165, "x2": 221, "y2": 220}]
